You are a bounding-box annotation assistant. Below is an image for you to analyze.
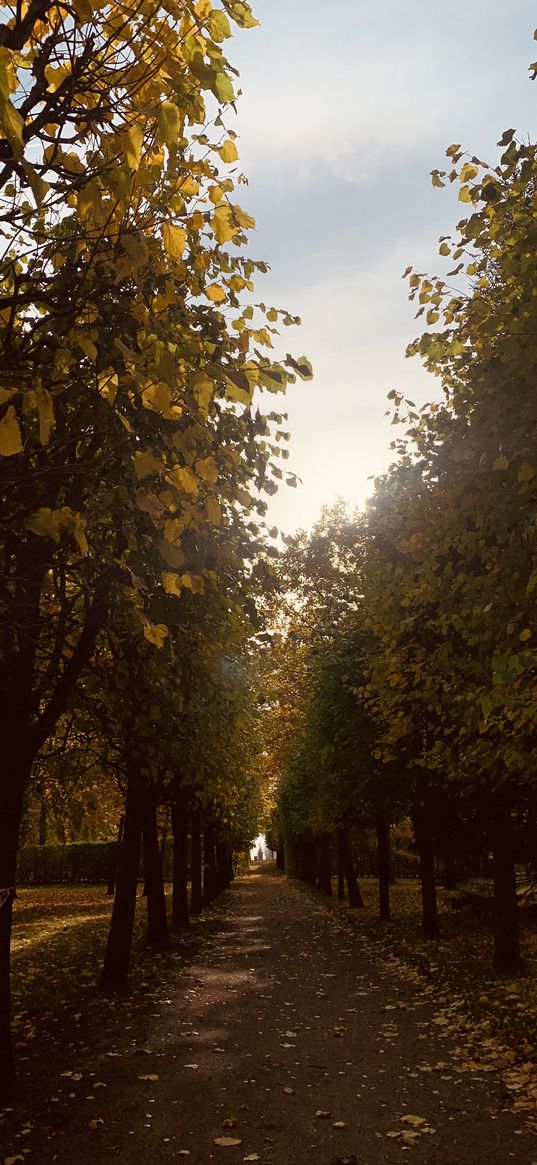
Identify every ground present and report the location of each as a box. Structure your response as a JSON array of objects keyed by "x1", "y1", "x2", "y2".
[{"x1": 2, "y1": 866, "x2": 537, "y2": 1163}]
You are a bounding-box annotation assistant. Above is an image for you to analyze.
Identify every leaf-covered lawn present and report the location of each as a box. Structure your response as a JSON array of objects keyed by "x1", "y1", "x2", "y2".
[
  {"x1": 10, "y1": 885, "x2": 183, "y2": 1063},
  {"x1": 335, "y1": 876, "x2": 537, "y2": 1066}
]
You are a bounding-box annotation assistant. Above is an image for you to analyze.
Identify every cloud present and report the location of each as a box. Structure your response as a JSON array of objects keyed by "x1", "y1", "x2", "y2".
[{"x1": 226, "y1": 0, "x2": 536, "y2": 532}]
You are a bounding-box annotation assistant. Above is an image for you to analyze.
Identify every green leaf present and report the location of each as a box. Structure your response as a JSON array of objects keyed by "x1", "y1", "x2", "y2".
[
  {"x1": 209, "y1": 9, "x2": 232, "y2": 40},
  {"x1": 214, "y1": 72, "x2": 234, "y2": 104}
]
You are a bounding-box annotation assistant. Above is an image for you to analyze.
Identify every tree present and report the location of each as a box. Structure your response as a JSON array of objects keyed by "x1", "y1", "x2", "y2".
[{"x1": 0, "y1": 0, "x2": 312, "y2": 1090}]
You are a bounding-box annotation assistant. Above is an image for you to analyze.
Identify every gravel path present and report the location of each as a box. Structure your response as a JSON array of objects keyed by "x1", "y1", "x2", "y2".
[{"x1": 2, "y1": 865, "x2": 535, "y2": 1164}]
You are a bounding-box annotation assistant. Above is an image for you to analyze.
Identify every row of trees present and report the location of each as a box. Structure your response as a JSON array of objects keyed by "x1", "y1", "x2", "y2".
[
  {"x1": 0, "y1": 0, "x2": 310, "y2": 1093},
  {"x1": 266, "y1": 116, "x2": 537, "y2": 975}
]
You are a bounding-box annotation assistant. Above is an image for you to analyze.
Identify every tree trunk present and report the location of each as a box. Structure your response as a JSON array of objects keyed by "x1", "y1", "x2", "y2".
[
  {"x1": 106, "y1": 814, "x2": 125, "y2": 896},
  {"x1": 143, "y1": 784, "x2": 169, "y2": 947},
  {"x1": 376, "y1": 811, "x2": 391, "y2": 922},
  {"x1": 38, "y1": 795, "x2": 47, "y2": 847},
  {"x1": 190, "y1": 811, "x2": 202, "y2": 915},
  {"x1": 414, "y1": 777, "x2": 439, "y2": 938},
  {"x1": 171, "y1": 800, "x2": 190, "y2": 928},
  {"x1": 339, "y1": 827, "x2": 364, "y2": 908},
  {"x1": 336, "y1": 830, "x2": 345, "y2": 901},
  {"x1": 203, "y1": 827, "x2": 217, "y2": 905},
  {"x1": 0, "y1": 759, "x2": 28, "y2": 1095},
  {"x1": 492, "y1": 788, "x2": 524, "y2": 972},
  {"x1": 216, "y1": 842, "x2": 232, "y2": 893},
  {"x1": 300, "y1": 838, "x2": 317, "y2": 886},
  {"x1": 99, "y1": 767, "x2": 144, "y2": 990},
  {"x1": 317, "y1": 833, "x2": 332, "y2": 895},
  {"x1": 160, "y1": 806, "x2": 170, "y2": 883}
]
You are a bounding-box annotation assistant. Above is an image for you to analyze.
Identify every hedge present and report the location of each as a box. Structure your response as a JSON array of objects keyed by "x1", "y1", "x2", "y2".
[{"x1": 17, "y1": 843, "x2": 117, "y2": 885}]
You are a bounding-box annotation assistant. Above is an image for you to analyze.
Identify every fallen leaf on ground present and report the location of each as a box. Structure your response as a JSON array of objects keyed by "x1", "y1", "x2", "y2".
[{"x1": 214, "y1": 1136, "x2": 242, "y2": 1147}]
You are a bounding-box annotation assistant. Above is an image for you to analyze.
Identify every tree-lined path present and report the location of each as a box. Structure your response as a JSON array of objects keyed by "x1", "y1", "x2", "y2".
[{"x1": 2, "y1": 866, "x2": 534, "y2": 1164}]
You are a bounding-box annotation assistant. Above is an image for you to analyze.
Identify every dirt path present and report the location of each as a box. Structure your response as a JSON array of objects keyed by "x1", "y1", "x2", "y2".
[{"x1": 2, "y1": 866, "x2": 535, "y2": 1163}]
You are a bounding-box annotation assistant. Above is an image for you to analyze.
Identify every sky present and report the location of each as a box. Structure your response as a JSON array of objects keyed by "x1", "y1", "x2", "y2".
[{"x1": 226, "y1": 0, "x2": 536, "y2": 534}]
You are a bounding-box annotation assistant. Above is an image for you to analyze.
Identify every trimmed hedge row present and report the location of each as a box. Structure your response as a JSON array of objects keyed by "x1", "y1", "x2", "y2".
[
  {"x1": 17, "y1": 843, "x2": 117, "y2": 884},
  {"x1": 17, "y1": 841, "x2": 176, "y2": 884}
]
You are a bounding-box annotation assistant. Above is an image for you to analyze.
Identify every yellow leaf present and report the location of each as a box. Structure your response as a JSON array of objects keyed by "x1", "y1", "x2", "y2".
[
  {"x1": 206, "y1": 496, "x2": 221, "y2": 524},
  {"x1": 25, "y1": 507, "x2": 60, "y2": 541},
  {"x1": 219, "y1": 139, "x2": 239, "y2": 164},
  {"x1": 179, "y1": 176, "x2": 200, "y2": 197},
  {"x1": 0, "y1": 96, "x2": 24, "y2": 157},
  {"x1": 134, "y1": 451, "x2": 162, "y2": 479},
  {"x1": 163, "y1": 222, "x2": 187, "y2": 260},
  {"x1": 182, "y1": 573, "x2": 204, "y2": 593},
  {"x1": 143, "y1": 622, "x2": 168, "y2": 648},
  {"x1": 22, "y1": 160, "x2": 49, "y2": 207},
  {"x1": 98, "y1": 369, "x2": 118, "y2": 404},
  {"x1": 209, "y1": 184, "x2": 224, "y2": 205},
  {"x1": 517, "y1": 461, "x2": 534, "y2": 484},
  {"x1": 158, "y1": 100, "x2": 181, "y2": 147},
  {"x1": 231, "y1": 205, "x2": 256, "y2": 230},
  {"x1": 458, "y1": 185, "x2": 472, "y2": 203},
  {"x1": 460, "y1": 161, "x2": 479, "y2": 183},
  {"x1": 211, "y1": 205, "x2": 237, "y2": 244},
  {"x1": 125, "y1": 125, "x2": 144, "y2": 171},
  {"x1": 206, "y1": 283, "x2": 226, "y2": 303},
  {"x1": 170, "y1": 465, "x2": 198, "y2": 494},
  {"x1": 141, "y1": 382, "x2": 171, "y2": 414},
  {"x1": 520, "y1": 628, "x2": 532, "y2": 642},
  {"x1": 492, "y1": 453, "x2": 509, "y2": 471},
  {"x1": 194, "y1": 0, "x2": 211, "y2": 14},
  {"x1": 79, "y1": 336, "x2": 98, "y2": 362},
  {"x1": 192, "y1": 371, "x2": 213, "y2": 416},
  {"x1": 195, "y1": 456, "x2": 218, "y2": 484},
  {"x1": 164, "y1": 516, "x2": 187, "y2": 542},
  {"x1": 161, "y1": 572, "x2": 182, "y2": 596},
  {"x1": 0, "y1": 404, "x2": 22, "y2": 456}
]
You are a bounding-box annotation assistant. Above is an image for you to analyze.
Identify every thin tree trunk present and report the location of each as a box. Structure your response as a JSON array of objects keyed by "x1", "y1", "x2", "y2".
[
  {"x1": 38, "y1": 795, "x2": 47, "y2": 847},
  {"x1": 414, "y1": 777, "x2": 439, "y2": 938},
  {"x1": 317, "y1": 833, "x2": 332, "y2": 895},
  {"x1": 99, "y1": 767, "x2": 144, "y2": 990},
  {"x1": 203, "y1": 827, "x2": 217, "y2": 905},
  {"x1": 339, "y1": 827, "x2": 364, "y2": 908},
  {"x1": 172, "y1": 800, "x2": 190, "y2": 928},
  {"x1": 107, "y1": 814, "x2": 125, "y2": 896},
  {"x1": 190, "y1": 811, "x2": 202, "y2": 915},
  {"x1": 492, "y1": 787, "x2": 524, "y2": 973},
  {"x1": 0, "y1": 759, "x2": 28, "y2": 1095},
  {"x1": 336, "y1": 830, "x2": 345, "y2": 901},
  {"x1": 376, "y1": 811, "x2": 391, "y2": 922},
  {"x1": 143, "y1": 784, "x2": 169, "y2": 947},
  {"x1": 160, "y1": 806, "x2": 170, "y2": 883}
]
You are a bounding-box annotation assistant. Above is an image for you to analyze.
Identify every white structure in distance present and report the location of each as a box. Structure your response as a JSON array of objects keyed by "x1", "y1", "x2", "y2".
[{"x1": 250, "y1": 834, "x2": 275, "y2": 862}]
